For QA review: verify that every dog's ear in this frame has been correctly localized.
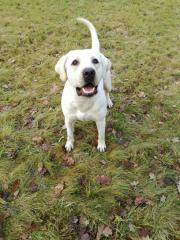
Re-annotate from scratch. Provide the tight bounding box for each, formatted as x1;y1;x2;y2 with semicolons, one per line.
55;54;68;81
100;54;112;92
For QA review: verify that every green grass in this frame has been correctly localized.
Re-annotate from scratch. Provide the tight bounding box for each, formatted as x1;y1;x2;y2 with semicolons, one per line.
0;0;180;239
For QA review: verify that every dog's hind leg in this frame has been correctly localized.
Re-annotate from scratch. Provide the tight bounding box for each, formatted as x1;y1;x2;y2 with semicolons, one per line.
101;55;113;108
65;118;75;151
106;91;113;108
96;118;106;152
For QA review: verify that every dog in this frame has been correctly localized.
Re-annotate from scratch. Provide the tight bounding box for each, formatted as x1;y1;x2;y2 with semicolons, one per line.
55;18;113;152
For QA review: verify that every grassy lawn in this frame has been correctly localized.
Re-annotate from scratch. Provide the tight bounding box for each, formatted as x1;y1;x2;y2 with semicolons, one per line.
0;0;180;239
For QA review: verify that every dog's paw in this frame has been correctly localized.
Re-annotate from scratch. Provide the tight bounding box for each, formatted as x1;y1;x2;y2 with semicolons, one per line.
65;141;74;152
97;142;106;152
107;98;113;108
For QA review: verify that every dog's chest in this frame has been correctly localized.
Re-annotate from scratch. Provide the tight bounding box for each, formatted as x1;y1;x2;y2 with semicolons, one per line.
76;110;93;121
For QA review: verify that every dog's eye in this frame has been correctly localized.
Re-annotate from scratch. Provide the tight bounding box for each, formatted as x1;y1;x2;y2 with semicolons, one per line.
92;58;99;64
71;59;79;65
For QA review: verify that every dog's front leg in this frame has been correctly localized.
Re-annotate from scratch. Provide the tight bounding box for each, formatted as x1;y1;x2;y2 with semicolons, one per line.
65;118;75;151
96;118;106;152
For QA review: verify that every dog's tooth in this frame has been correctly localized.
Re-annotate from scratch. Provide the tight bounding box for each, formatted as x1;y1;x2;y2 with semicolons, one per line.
82;87;95;94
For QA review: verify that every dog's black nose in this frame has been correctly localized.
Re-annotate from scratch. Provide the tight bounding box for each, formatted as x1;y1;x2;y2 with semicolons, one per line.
83;68;95;82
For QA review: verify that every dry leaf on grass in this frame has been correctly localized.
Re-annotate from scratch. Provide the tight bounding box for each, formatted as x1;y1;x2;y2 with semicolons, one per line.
27;107;38;115
134;196;146;207
40;142;50;151
7;149;18;159
11;179;20;197
53;182;64;195
33;136;44;145
29;180;38;193
3;83;12;90
99;159;107;165
79;215;89;227
111;207;127;218
23;116;34;129
174;162;180;172
96;175;112;185
138;227;150;237
137;91;146;98
163;177;175;186
176;181;180;194
117;138;129;147
50;83;59;94
128;223;136;232
130;181;139;187
80;233;90;240
149;172;156;180
37;162;50;176
160;195;166;203
119;160;138;169
40;97;49;106
11;179;20;193
61;154;75;166
96;225;112;240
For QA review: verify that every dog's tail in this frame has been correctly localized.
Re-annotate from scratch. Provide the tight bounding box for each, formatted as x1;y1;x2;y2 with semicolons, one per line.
77;17;100;52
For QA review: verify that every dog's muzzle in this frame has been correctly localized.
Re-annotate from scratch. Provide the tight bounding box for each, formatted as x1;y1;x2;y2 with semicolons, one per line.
76;83;98;97
76;67;98;97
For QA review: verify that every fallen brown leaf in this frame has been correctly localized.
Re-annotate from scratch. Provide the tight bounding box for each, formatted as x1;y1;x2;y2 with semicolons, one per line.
174;162;180;172
0;190;10;200
80;233;90;240
3;83;12;91
40;142;50;151
23;116;34;129
119;160;138;169
33;136;44;145
99;159;107;165
134;196;146;207
128;223;135;232
176;181;180;194
29;180;38;193
137;91;146;98
71;216;79;225
28;222;40;231
79;215;89;227
149;172;156;180
37;162;49;176
117;138;129;147
96;225;104;240
96;175;112;185
40;97;49;106
78;175;87;188
11;179;20;193
96;224;112;240
103;226;112;237
53;182;64;195
138;227;150;237
160;195;166;203
111;207;127;218
116;130;123;138
7;149;18;159
162;176;175;186
61;154;75;166
130;181;139;187
27;107;38;115
50;83;59;94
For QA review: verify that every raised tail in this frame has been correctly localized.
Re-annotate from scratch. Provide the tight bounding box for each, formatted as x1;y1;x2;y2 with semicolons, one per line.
77;17;100;52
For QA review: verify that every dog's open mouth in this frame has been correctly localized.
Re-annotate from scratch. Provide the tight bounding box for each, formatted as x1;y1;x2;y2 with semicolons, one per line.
76;83;98;97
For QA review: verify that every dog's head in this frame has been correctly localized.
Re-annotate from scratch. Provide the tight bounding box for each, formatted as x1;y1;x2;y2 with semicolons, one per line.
55;49;111;97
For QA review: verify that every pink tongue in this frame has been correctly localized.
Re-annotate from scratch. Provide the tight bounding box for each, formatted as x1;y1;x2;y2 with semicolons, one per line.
82;85;94;94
